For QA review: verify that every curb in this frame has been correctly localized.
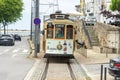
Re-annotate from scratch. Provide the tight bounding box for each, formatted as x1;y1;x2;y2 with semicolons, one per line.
24;59;39;80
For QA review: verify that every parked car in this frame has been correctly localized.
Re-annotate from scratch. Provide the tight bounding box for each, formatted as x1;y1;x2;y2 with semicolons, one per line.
108;57;120;78
14;34;21;41
105;17;115;24
114;19;120;27
85;16;96;25
0;34;15;46
106;17;120;27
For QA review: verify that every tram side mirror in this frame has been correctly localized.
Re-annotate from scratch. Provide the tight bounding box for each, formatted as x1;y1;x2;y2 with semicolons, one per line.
75;40;78;43
74;30;77;34
41;30;44;35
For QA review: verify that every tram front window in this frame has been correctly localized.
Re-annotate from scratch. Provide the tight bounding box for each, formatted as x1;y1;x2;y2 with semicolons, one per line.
47;23;54;38
55;24;65;38
67;25;73;39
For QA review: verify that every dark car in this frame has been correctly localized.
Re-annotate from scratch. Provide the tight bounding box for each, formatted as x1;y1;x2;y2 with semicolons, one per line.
108;57;120;78
0;34;15;46
114;20;120;27
14;34;21;41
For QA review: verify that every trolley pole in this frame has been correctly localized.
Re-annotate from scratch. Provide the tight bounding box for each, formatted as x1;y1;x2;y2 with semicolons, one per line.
34;0;40;58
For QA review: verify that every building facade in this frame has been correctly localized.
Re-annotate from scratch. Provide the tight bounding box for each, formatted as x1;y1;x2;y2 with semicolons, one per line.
76;0;112;22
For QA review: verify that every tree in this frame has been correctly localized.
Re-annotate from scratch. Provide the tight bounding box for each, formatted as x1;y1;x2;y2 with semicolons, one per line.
0;0;23;34
101;0;120;19
110;0;120;13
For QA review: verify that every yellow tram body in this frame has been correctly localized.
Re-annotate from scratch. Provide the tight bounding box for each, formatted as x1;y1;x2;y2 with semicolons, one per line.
43;11;76;58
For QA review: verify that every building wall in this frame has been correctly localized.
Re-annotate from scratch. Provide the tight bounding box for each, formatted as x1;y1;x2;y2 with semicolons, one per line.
107;31;119;49
84;0;111;22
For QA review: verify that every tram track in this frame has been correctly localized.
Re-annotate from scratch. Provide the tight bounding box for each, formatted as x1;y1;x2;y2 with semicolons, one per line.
40;58;86;80
67;61;76;80
41;59;49;80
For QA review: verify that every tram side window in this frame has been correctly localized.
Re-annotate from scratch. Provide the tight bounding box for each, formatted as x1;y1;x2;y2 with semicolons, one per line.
47;23;54;38
67;25;73;39
55;24;64;38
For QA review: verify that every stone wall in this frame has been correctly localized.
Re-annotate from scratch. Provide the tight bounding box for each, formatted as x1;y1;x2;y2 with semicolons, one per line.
93;22;120;53
75;21;120;53
94;22;120;46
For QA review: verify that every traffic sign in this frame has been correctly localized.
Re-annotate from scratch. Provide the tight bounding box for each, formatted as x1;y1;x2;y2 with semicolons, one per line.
34;18;41;25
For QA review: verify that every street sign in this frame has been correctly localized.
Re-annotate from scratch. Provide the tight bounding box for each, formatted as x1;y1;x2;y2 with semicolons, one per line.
34;18;41;25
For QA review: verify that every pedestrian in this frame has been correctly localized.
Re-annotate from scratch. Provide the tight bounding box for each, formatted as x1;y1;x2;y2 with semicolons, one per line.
56;30;63;38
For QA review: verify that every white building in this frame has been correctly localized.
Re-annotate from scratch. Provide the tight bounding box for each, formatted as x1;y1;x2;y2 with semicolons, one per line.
84;0;111;22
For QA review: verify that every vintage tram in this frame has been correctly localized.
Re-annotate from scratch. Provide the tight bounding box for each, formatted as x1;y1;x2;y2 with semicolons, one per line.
43;11;76;58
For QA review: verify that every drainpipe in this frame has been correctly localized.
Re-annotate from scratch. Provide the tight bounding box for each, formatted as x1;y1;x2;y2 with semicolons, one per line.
118;29;120;57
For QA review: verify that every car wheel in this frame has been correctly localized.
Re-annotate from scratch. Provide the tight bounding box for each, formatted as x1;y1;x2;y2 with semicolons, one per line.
114;76;117;80
11;43;15;46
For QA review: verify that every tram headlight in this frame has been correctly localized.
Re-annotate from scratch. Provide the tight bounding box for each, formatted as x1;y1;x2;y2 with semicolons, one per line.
57;44;62;50
63;47;67;51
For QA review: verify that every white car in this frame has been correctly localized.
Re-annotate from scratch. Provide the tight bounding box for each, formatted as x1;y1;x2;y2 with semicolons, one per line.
106;17;116;24
85;16;96;25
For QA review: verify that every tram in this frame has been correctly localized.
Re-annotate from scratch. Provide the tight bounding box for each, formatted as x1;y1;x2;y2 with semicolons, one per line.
43;11;76;58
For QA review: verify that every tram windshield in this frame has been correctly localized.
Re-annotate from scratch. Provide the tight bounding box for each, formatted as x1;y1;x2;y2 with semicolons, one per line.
46;23;73;39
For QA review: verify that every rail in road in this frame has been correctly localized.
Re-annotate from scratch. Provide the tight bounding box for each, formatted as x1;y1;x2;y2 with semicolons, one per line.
41;59;77;80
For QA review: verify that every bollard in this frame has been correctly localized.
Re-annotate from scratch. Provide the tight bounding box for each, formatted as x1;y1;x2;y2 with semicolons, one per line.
104;67;107;80
100;64;103;80
114;76;117;80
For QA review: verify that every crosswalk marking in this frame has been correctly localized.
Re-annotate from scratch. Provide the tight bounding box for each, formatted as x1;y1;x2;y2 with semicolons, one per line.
12;54;18;58
0;49;10;55
4;49;10;52
0;53;3;55
0;48;29;57
22;49;28;53
12;48;21;53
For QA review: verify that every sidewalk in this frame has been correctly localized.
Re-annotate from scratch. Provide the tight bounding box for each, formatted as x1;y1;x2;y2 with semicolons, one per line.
75;49;118;80
75;49;118;64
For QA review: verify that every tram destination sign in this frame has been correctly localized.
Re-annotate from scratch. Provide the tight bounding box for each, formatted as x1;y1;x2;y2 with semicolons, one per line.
55;24;65;27
34;18;41;25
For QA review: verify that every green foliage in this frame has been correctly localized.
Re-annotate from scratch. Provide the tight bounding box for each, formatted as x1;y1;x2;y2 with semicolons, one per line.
0;0;23;25
110;0;120;12
86;76;91;80
0;0;23;34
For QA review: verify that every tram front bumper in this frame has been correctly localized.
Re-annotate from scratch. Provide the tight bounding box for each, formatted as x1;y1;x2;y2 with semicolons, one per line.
44;53;74;59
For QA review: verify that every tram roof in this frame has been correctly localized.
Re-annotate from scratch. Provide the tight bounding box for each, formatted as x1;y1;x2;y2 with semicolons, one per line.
44;18;74;23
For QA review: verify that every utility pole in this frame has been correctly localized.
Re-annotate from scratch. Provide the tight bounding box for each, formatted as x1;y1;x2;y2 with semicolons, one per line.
80;0;85;16
30;0;33;40
34;0;40;58
118;29;120;57
93;0;94;16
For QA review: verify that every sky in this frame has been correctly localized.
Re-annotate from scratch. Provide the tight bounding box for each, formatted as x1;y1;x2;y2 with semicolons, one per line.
8;0;79;30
